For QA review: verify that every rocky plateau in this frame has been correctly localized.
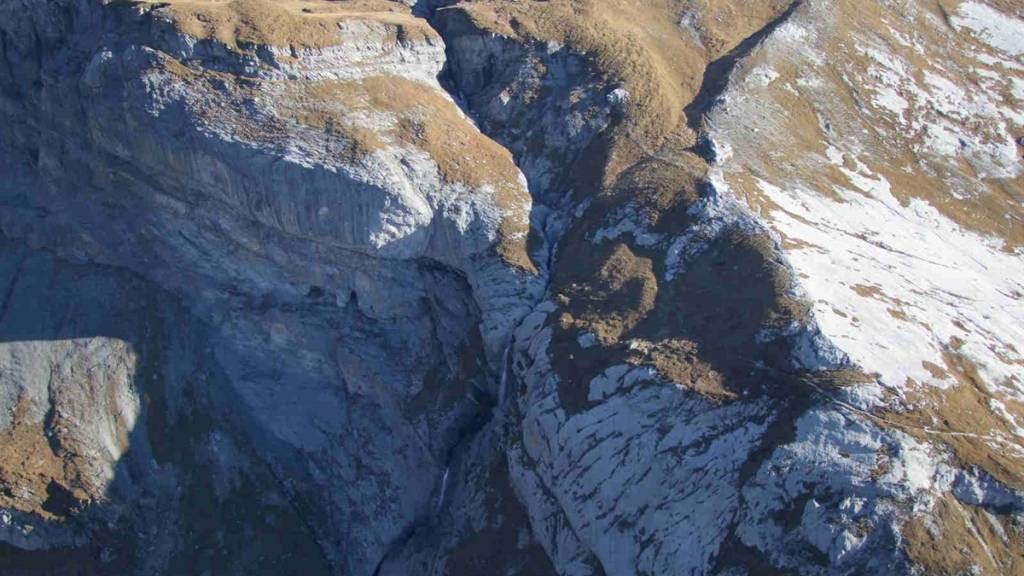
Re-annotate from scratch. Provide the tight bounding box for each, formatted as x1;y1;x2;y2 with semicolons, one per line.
0;0;1022;575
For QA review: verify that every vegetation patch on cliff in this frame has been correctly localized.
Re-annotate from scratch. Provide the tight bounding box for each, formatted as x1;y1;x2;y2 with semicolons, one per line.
140;0;435;50
280;75;537;272
441;0;791;149
902;493;1024;576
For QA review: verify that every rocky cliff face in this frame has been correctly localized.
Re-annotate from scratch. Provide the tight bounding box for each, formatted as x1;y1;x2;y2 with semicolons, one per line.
0;1;1021;575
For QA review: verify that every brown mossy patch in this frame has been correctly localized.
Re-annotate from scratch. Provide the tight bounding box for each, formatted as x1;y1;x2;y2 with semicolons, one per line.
541;120;820;411
557;242;658;346
141;0;435;50
0;339;140;522
546;239;658;412
850;282;915;316
903;493;1024;576
0;396;92;519
627;338;733;400
607;151;709;235
727;171;787;217
633;229;808;391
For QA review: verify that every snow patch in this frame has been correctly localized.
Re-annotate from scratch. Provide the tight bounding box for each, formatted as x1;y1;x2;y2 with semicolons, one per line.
751;158;1024;397
953;2;1024;58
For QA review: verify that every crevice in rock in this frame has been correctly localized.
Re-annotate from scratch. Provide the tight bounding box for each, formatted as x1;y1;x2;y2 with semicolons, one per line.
686;0;803;161
364;4;580;573
404;1;838;572
0;246;25;326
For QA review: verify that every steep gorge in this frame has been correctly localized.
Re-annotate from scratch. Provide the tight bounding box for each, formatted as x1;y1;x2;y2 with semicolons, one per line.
0;1;1022;575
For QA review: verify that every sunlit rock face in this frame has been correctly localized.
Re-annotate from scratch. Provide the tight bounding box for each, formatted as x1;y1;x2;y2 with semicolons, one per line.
1;1;1022;575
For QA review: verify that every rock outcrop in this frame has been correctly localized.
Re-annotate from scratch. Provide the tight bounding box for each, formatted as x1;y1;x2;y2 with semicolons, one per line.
0;1;1021;575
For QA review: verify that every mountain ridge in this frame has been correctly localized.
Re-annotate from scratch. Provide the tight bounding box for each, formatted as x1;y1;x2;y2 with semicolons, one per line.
0;0;1021;574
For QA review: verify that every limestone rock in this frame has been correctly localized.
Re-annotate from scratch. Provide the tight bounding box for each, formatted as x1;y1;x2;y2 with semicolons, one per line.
0;1;1021;575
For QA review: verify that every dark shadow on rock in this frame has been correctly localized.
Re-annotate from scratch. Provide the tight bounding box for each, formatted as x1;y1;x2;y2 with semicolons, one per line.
684;1;804;141
0;236;333;575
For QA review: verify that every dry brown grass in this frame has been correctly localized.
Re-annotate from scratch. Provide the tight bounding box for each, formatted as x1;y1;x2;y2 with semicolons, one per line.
903;493;1024;576
547;164;815;411
881;348;1024;492
140;0;435;49
547;239;662;412
629;338;735;400
879;162;1024;251
0;396;90;519
445;0;790;149
557;243;658;345
723;0;1024;249
682;0;794;57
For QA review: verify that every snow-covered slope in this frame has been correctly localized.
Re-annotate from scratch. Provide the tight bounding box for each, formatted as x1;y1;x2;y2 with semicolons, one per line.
0;0;1021;575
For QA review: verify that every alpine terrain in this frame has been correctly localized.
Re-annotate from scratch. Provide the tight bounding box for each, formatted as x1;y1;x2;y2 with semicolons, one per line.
0;0;1022;574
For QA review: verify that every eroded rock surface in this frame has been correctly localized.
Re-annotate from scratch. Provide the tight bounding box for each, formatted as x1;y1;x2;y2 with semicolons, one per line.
0;1;1021;575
